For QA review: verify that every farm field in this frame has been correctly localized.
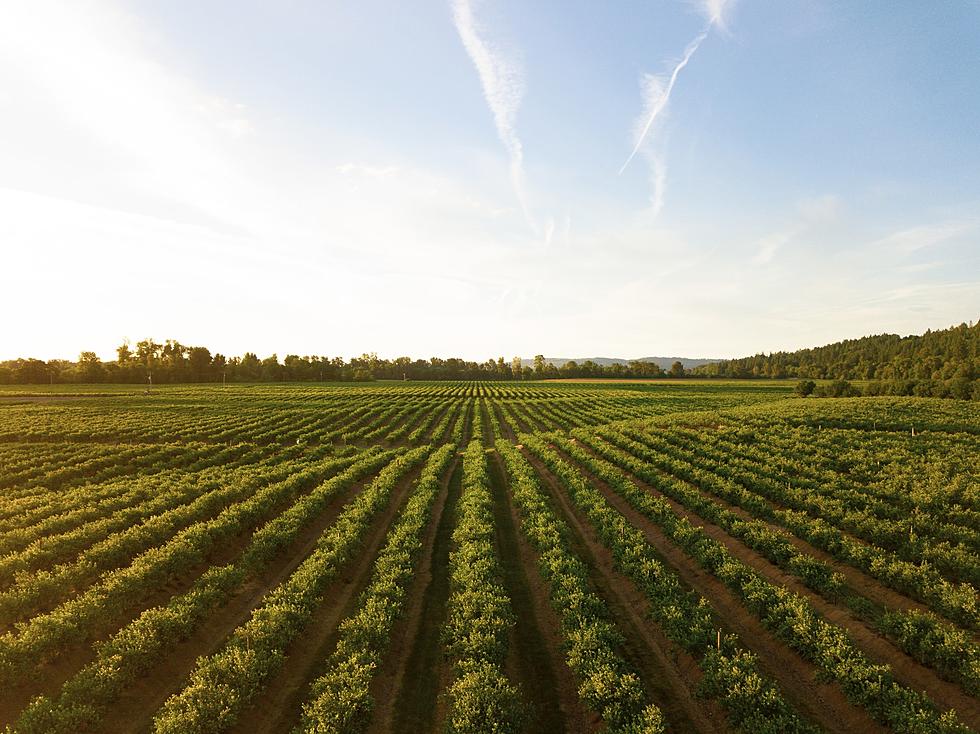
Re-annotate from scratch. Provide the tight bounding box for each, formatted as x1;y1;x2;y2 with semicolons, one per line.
0;381;977;734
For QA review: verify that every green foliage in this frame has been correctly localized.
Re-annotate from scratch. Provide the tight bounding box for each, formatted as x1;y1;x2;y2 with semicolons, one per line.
523;435;812;733
694;320;980;400
151;446;431;734
496;441;664;733
794;379;816;397
295;444;456;733
443;441;524;734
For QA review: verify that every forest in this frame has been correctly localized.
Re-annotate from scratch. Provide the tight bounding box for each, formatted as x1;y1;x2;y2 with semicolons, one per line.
0;343;675;385
693;321;979;400
1;321;977;400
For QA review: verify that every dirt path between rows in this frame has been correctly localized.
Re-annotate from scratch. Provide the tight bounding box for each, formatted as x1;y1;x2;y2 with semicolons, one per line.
493;403;517;443
529;445;886;734
366;456;457;734
571;442;980;727
521;450;732;734
419;404;453;445
479;401;494;447
227;464;427;734
658;442;980;642
664;452;963;617
487;452;593;734
654;436;977;593
0;465;353;728
84;472;383;734
381;459;462;734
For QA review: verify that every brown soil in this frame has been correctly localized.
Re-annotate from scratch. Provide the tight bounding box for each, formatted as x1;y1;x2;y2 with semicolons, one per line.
493;403;518;442
419;403;453;444
0;486;253;633
511;403;549;433
662;458;958;618
366;457;458;733
662;444;980;640
521;450;732;734
648;434;976;584
0;471;342;727
225;463;426;734
382;458;463;734
526;446;886;734
488;452;596;734
479;401;494;447
61;471;380;733
501;403;534;436
568;443;980;727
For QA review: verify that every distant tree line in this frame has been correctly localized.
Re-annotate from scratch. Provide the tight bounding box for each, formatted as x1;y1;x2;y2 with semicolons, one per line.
698;321;979;400
2;320;976;400
0;340;686;385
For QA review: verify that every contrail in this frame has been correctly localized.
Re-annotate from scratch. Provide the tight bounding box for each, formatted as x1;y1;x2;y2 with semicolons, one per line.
618;27;708;175
619;0;735;176
451;0;536;231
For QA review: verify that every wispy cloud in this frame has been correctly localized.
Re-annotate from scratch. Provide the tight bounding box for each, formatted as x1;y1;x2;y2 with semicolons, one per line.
869;220;975;254
451;0;535;232
620;1;736;218
619;28;710;175
696;0;736;32
751;194;841;265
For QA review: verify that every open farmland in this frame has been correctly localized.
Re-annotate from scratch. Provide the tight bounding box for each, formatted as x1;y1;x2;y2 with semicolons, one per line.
0;382;977;734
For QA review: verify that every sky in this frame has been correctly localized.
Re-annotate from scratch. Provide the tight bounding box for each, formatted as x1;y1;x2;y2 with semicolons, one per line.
1;0;978;362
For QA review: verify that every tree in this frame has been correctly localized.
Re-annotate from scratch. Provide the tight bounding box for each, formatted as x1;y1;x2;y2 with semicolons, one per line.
14;359;49;384
213;353;227;382
669;360;685;378
533;355;547;377
794;379;816;397
496;356;508;379
78;352;105;383
188;347;212;382
116;339;133;365
238;352;261;381
260;354;282;381
136;339;161;371
351;368;373;382
511;356;523;380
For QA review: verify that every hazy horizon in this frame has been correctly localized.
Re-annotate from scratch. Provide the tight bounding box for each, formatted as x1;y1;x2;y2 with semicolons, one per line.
2;1;978;362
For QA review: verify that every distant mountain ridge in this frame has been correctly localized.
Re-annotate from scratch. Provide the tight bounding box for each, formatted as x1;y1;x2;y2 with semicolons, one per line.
522;356;720;370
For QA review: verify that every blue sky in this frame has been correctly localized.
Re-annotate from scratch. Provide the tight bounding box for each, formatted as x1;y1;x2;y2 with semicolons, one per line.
1;0;978;361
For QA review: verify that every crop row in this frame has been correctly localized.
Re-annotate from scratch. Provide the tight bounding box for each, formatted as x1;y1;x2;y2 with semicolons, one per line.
151;445;431;733
520;435;813;733
495;441;664;733
606;426;980;632
0;450;381;685
294;443;456;732
543;433;973;734
569;431;980;697
662;427;980;578
10;448;400;733
442;441;523;734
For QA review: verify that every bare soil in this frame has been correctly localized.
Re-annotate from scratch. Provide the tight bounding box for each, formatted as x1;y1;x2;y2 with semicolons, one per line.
0;470;354;727
572;443;980;727
526;445;886;734
74;472;381;733
226;464;426;734
521;449;733;734
487;451;594;734
383;459;463;734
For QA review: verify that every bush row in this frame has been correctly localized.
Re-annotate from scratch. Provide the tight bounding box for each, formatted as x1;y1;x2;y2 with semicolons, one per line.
151;446;431;733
